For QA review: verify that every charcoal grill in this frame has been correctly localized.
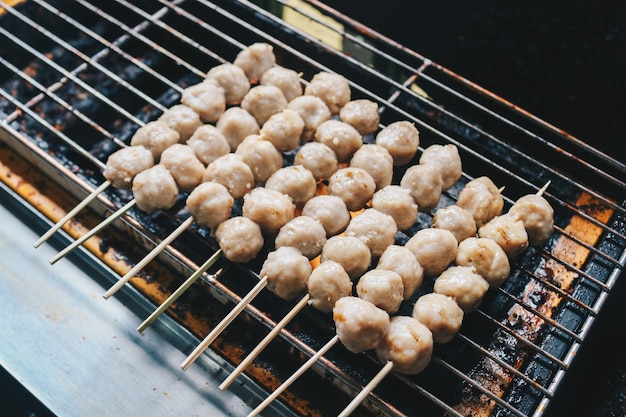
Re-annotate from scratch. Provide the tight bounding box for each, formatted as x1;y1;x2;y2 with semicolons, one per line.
1;1;625;416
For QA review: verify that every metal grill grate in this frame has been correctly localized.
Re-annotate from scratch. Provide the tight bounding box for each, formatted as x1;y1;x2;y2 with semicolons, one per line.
1;1;625;416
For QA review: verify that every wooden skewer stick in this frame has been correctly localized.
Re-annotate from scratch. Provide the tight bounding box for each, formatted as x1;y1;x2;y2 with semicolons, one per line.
34;180;112;248
103;216;194;299
537;180;551;196
181;275;269;371
49;199;137;265
247;334;339;417
137;250;223;334
337;360;395;417
220;293;311;391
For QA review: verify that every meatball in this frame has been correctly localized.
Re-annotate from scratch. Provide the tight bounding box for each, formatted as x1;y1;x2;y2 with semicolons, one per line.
129;120;180;160
206;63;250;105
103;145;154;190
375;121;420;166
215;216;264;263
419;144;462;191
400;164;443;213
260;246;312;301
432;204;477;243
216;107;260;152
186;182;234;232
344;208;398;259
186;124;230;166
412;293;463;343
233;42;276;82
132;165;179;213
321;235;371;280
456;237;510;288
241;84;288;126
356;269;404;314
202;153;254;199
478;214;529;258
287;94;332;141
314;119;363;163
260;108;305;152
260;65;303;102
180;80;226;123
307;261;352;313
371;185;418;231
375;316;433;374
339;99;380;136
242;187;295;235
405;228;458;277
304;71;351;114
275;216;327;260
508;193;554;246
234;134;283;184
264;165;317;207
333;296;390;354
158;104;203;143
159;144;205;192
456;176;504;228
293;141;338;181
327;167;376;212
301;195;351;237
349;144;394;190
433;265;490;313
376;244;424;300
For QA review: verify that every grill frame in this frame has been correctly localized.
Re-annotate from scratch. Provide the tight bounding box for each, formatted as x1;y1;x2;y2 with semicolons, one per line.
1;1;625;417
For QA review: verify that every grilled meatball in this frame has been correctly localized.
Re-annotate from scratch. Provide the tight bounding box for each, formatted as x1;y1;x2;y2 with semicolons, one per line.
376;244;424;300
478;214;529;258
129;120;180;161
103;145;154;190
186;124;230;166
242;187;295;235
412;293;463;343
339;99;380;136
241;84;288;126
349;144;394;190
432;204;477;243
405;228;458;277
233;42;276;82
321;235;371;280
202;153;254;199
375;316;433;374
419;144;462;191
159;144;205;192
158;104;203;143
327;167;376;212
434;265;490;312
508;194;554;246
260;108;305;152
375;121;420;166
307;261;352;313
455;237;510;288
260;65;303;102
371;185;418;231
456;176;504;228
356;269;404;314
301;195;351;237
234;134;283;184
264;165;317;207
314;119;363;163
400;163;443;213
344;208;398;259
333;296;390;354
215;216;264;263
287;94;332;141
132;164;179;213
304;71;351;114
260;246;312;301
180;80;226;123
275;216;327;260
186;182;234;233
206;63;250;105
216;107;260;152
293;141;338;181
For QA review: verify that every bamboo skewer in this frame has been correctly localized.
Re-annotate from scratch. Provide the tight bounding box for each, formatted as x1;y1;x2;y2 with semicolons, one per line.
337;360;394;417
